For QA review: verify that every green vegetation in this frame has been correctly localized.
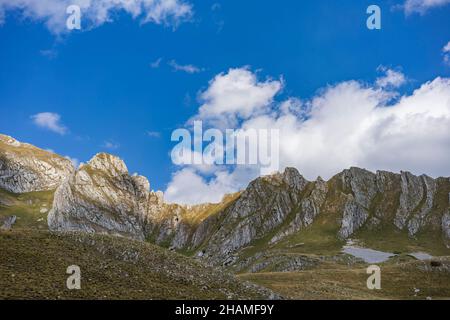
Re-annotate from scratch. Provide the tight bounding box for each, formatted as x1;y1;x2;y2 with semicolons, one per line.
239;258;450;300
353;226;450;257
0;189;54;229
0;230;271;300
273;214;344;256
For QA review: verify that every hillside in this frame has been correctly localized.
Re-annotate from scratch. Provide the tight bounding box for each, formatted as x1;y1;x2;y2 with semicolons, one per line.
0;229;277;300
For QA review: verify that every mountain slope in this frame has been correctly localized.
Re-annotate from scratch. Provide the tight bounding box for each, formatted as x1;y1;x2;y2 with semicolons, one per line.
0;229;277;300
163;167;450;268
0;134;73;193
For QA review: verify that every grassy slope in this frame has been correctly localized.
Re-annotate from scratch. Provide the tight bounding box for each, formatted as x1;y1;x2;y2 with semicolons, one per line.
0;190;275;300
239;256;450;300
0;188;53;230
0;229;273;300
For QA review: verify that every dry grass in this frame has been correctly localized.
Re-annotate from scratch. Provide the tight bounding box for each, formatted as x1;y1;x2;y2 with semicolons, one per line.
0;230;273;300
239;258;450;300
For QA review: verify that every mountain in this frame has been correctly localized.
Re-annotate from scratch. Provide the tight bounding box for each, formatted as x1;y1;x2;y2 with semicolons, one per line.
48;153;153;240
153;167;450;269
1;133;449;299
0;135;74;193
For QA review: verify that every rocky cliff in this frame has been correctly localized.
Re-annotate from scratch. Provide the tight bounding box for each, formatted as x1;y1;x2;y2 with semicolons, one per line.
0;134;74;193
48;153;163;240
160;167;450;266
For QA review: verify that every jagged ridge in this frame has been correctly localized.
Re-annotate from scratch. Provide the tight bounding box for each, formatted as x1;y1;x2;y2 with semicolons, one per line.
0;134;449;269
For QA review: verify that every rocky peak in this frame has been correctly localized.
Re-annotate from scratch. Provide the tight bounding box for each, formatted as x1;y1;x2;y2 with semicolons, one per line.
0;134;74;193
48;153;152;240
0;134;21;147
87;153;128;177
132;174;151;196
282;167;309;192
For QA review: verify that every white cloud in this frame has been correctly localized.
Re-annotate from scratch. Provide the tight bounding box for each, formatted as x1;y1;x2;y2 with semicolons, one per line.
0;0;193;34
443;41;450;65
102;140;120;150
165;67;450;205
211;3;221;11
376;66;407;88
40;49;58;59
31;112;67;135
150;57;163;68
444;41;450;53
194;67;283;128
168;60;203;74
402;0;450;15
147;130;161;138
165;166;257;205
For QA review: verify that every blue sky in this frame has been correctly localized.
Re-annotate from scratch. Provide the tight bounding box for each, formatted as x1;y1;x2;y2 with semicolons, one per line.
0;0;449;203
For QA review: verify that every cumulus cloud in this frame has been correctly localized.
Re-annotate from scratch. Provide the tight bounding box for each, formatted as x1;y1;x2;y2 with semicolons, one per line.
0;0;193;34
165;166;258;205
193;67;283;128
31;112;67;135
402;0;450;15
376;67;407;89
168;60;203;74
165;67;450;205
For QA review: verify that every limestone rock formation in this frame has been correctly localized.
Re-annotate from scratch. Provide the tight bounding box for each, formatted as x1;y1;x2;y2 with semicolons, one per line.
190;169;310;265
165;167;449;266
1;215;16;230
0;134;74;193
48;153;160;240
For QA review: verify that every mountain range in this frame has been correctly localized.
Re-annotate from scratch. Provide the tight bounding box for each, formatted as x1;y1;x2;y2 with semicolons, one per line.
1;133;449;299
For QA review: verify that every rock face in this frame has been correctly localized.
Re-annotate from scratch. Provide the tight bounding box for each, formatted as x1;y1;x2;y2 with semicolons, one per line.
0;135;449;268
192;169;310;265
0;135;74;193
48;153;160;240
1;215;16;230
160;167;449;266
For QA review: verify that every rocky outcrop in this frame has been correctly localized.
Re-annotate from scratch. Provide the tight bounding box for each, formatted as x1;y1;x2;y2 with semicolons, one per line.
394;171;425;230
1;215;16;230
443;211;450;246
0;134;74;193
192;169;309;265
339;195;369;239
48;153;160;240
269;176;328;244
